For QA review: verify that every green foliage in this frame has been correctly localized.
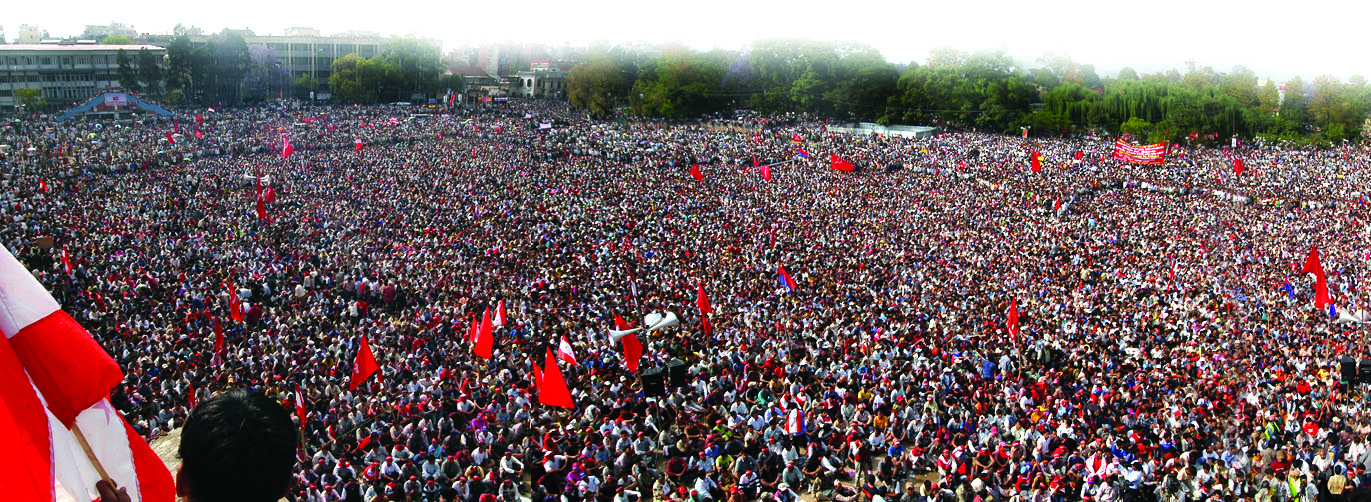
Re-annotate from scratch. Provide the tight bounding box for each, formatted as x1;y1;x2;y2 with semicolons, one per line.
116;50;141;93
631;51;727;118
294;74;319;99
329;54;404;103
137;49;163;98
17;88;45;111
568;58;626;117
101;34;133;45
381;36;443;97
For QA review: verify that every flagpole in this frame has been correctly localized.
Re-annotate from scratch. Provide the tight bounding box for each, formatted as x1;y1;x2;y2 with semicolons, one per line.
73;425;118;489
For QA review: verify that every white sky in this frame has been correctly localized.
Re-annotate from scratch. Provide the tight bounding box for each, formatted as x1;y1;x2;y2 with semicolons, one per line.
5;0;1369;82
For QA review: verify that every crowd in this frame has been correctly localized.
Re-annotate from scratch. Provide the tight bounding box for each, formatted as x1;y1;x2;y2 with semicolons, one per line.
1;98;1369;502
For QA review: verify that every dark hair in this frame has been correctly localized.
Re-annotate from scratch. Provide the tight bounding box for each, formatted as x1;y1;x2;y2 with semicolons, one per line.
178;389;297;502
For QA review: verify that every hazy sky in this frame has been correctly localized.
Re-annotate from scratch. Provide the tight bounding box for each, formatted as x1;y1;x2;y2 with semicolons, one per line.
6;0;1369;82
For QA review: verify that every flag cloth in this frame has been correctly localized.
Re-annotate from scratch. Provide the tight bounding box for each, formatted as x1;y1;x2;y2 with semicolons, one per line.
558;336;578;366
786;408;805;435
793;133;802;142
467;313;478;344
539;348;574;408
1301;246;1332;309
225;281;243;322
530;357;543;389
797;148;810;158
166;132;176;145
173;120;178;134
1330;303;1339;321
207;107;215;112
474;308;494;359
778;266;797;293
1053;197;1062;212
1283;276;1295;300
0;245;175;502
349;335;379;391
40;179;49;192
212;315;223;352
1006;299;1020;341
1031;150;1042;172
195;114;202;123
187;382;197;409
263;185;276;204
282;139;294;158
689;164;703;182
355;138;363;154
760;165;772;181
696;283;713;315
61;249;72;275
293;384;307;431
493;300;507;327
612;312;643;373
256;192;268;221
753;133;762;144
1233;158;1245;175
194;129;202;139
613;312;631;331
831;153;855;172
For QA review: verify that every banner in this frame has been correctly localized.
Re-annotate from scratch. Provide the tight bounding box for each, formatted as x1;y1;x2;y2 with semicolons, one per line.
1111;139;1166;165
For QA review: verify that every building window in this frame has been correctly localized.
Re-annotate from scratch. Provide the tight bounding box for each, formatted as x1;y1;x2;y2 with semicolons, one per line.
61;57;72;66
40;57;52;65
77;57;89;65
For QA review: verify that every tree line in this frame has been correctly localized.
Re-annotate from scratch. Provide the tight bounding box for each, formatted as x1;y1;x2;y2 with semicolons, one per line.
566;40;1370;146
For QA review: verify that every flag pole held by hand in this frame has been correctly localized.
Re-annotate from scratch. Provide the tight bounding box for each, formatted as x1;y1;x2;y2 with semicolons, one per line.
73;424;118;489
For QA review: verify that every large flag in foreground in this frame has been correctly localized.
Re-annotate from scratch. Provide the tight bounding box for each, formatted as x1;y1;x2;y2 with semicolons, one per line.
0;245;174;502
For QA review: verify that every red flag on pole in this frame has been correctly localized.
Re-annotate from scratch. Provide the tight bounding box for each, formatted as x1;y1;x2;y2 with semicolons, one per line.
558;336;578;366
0;245;175;502
348;335;379;391
793;133;802;142
294;384;307;431
225;281;243;322
1301;246;1331;309
61;248;72;274
831;153;855;172
760;165;772;181
355;138;363;154
1006;299;1020;341
473;307;494;359
697;283;713;315
690;164;703;182
538;348;574;408
494;299;507;327
39;180;49;192
282;139;294;158
166;132;176;144
1233;158;1245;175
187;381;197;409
213;315;224;352
530;356;543;389
1031;150;1042;172
256;192;268;221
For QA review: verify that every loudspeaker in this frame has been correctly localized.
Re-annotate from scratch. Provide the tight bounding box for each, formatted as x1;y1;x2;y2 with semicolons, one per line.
668;359;688;388
1340;357;1358;383
1360;359;1371;384
642;368;666;398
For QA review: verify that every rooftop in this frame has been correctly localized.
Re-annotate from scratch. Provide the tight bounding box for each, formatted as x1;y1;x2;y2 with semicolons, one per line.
0;44;165;51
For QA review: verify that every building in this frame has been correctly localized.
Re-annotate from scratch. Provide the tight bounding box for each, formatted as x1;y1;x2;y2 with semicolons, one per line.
515;69;567;99
0;43;165;112
82;23;139;40
186;29;406;85
18;25;48;44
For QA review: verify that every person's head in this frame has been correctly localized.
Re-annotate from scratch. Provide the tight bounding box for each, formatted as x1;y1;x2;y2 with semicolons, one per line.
177;389;297;502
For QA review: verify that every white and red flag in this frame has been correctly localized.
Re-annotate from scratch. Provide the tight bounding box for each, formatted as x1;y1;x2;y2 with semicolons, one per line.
558;335;578;366
0;244;175;502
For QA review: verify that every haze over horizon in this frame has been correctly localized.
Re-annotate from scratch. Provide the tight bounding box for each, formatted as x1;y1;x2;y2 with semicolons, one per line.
5;0;1367;83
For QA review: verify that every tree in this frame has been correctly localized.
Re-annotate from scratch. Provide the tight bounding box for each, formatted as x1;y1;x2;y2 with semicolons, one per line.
17;88;45;111
102;34;133;45
381;36;442;98
294;74;319;100
163;35;194;103
568;58;625;117
241;45;290;102
1117;67;1139;81
116;49;141;93
137;48;163;98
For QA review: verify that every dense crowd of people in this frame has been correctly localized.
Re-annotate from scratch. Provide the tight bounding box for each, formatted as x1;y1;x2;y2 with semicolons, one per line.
1;98;1369;502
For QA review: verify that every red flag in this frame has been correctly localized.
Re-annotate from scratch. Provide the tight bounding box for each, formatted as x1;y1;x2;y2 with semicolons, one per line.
467;313;478;343
530;356;543;389
1031;150;1042;172
697;283;713;315
282;139;294;158
753;133;762;144
213;315;224;352
473;307;494;359
690;164;703;182
61;248;72;274
256;192;268;221
39;180;49;192
263;185;276;203
166;132;176;144
1053;197;1062;212
1073;150;1083;160
613;312;631;331
793;133;802;142
1006;299;1020;341
538;348;574;408
294;384;307;430
1233;158;1245;175
494;299;508;327
1302;246;1331;309
831;153;855;172
0;245;175;502
173;120;179;134
355;138;363;154
753;155;758;168
195;114;203;123
558;336;578;366
194;129;203;139
612;312;643;373
701;315;712;336
225;281;243;322
349;335;379;391
760;165;772;181
187;381;197;409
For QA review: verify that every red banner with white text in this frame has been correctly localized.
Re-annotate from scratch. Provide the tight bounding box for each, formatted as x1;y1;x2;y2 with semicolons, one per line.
1111;139;1167;165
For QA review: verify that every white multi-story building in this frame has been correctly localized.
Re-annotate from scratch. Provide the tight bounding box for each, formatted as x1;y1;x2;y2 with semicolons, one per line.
0;43;165;111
